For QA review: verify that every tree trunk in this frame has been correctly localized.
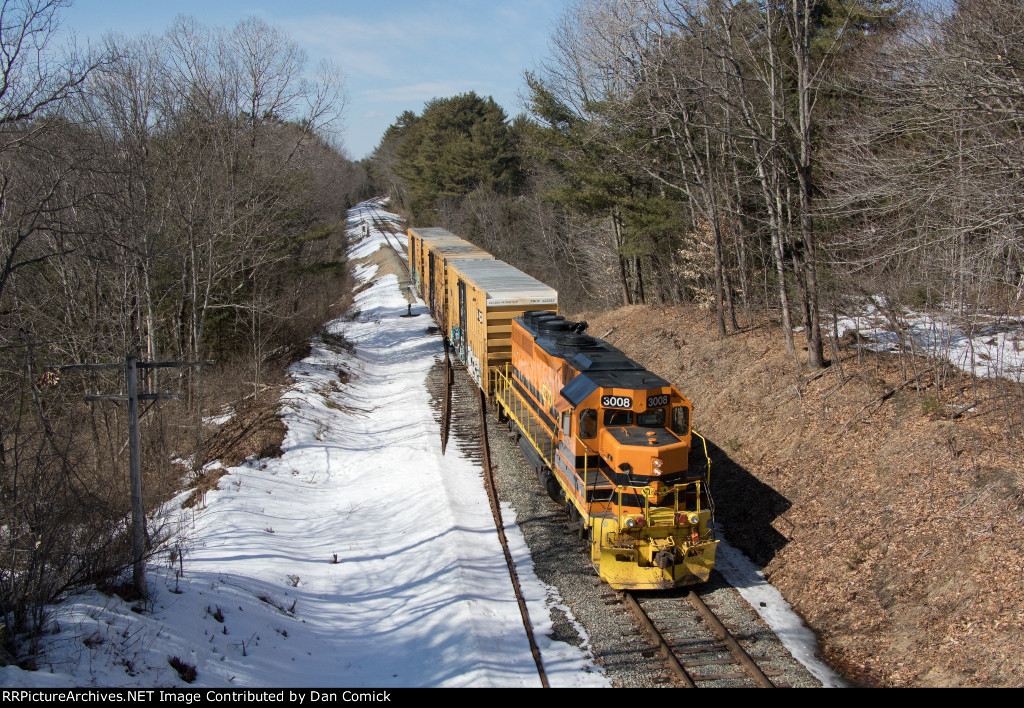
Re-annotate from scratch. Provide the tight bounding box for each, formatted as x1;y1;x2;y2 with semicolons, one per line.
612;209;631;306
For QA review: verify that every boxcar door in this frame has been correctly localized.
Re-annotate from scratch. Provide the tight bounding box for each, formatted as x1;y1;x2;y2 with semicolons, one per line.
410;238;418;288
458;278;468;361
428;252;436;315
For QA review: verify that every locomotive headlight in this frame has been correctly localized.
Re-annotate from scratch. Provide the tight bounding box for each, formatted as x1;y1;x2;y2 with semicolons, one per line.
652;458;663;476
688;513;700;525
625;518;636;529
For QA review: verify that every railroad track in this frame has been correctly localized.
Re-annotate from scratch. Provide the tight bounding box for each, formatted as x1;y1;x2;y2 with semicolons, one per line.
364;203;406;255
621;590;776;688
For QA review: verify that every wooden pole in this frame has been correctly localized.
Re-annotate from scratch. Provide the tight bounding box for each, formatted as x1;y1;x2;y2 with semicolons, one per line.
60;358;212;602
126;354;147;599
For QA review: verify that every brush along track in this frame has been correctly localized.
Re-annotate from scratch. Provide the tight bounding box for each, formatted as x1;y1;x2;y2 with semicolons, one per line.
622;590;776;687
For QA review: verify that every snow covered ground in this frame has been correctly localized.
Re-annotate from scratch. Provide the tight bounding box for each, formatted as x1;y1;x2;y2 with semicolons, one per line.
715;538;845;687
1;200;840;689
833;300;1024;382
0;200;605;689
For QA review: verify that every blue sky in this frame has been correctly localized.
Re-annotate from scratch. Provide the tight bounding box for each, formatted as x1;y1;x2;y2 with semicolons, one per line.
61;1;572;160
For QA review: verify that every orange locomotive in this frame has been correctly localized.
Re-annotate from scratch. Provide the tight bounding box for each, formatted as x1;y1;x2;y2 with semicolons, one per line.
494;311;717;589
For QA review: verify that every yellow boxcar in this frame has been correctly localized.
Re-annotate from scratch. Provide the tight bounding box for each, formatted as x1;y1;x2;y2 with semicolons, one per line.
423;239;493;325
445;259;557;393
407;227;463;300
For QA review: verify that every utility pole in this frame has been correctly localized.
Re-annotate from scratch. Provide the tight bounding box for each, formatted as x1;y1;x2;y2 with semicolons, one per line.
60;355;212;600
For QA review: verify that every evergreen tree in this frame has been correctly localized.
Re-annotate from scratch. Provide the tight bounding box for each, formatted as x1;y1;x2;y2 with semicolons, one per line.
384;92;520;222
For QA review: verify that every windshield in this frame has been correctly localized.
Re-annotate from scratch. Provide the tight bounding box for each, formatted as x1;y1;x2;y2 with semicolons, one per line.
637;408;665;427
603;410;632;426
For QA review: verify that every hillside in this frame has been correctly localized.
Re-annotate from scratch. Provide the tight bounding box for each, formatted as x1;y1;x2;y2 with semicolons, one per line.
580;306;1024;687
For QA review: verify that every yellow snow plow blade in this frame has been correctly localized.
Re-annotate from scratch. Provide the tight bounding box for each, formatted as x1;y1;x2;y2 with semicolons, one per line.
591;517;718;590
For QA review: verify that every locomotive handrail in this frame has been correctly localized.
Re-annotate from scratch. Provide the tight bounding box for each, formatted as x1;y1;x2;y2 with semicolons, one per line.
573;433;601;522
690;430;715;522
494;364;557;468
691;430;712;481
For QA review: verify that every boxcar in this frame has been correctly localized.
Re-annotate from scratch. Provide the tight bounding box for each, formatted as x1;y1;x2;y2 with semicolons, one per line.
444;259;557;393
423;240;494;325
407;227;464;300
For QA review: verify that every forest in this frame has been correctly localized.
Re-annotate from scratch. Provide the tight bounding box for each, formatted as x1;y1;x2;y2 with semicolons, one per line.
373;0;1023;374
0;1;371;639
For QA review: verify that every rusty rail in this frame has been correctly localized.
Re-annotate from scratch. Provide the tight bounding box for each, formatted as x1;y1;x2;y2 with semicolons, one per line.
687;591;774;687
478;388;549;687
622;592;696;687
624;590;775;688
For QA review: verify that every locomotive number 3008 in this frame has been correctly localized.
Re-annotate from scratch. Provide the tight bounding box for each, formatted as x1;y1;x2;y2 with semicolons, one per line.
601;395;633;409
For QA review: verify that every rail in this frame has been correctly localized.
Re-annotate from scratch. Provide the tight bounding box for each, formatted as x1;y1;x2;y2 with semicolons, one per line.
623;590;775;688
477;386;549;687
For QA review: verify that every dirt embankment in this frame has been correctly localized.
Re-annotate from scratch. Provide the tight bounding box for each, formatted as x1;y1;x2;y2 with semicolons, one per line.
581;305;1024;687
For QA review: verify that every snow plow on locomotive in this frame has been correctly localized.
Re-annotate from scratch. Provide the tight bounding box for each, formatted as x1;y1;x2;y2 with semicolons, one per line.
407;227;717;590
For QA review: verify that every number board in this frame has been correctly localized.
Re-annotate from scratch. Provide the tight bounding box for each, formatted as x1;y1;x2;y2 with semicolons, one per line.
646;394;670;408
601;395;633;409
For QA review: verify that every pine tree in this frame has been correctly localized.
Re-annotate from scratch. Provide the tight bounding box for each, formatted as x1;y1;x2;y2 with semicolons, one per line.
386;92;520;222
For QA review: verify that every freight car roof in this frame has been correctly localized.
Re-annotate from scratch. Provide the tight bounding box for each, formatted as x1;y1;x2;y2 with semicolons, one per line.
408;227;462;241
450;259;558;305
429;241;492;256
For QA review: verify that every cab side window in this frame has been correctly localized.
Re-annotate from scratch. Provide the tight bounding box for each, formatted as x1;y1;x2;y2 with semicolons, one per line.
580;409;597;439
671;406;690;436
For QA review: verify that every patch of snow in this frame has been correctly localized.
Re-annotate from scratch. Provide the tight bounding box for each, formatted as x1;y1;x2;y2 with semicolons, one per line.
714;535;847;688
832;300;1024;382
202;410;234;427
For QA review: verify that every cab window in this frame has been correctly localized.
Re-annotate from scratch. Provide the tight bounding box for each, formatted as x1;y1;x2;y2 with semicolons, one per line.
580;409;597;439
671;406;690;436
603;410;633;427
638;408;666;427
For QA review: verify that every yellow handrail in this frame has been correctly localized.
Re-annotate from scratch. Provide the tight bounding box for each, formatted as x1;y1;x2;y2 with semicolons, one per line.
494;364;555;469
